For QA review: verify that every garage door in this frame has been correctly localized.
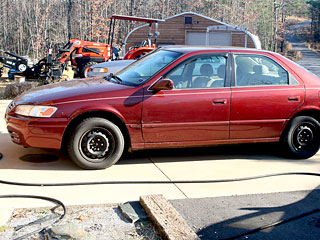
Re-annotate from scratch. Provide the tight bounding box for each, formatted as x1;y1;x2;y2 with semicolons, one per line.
186;32;232;46
208;32;232;46
186;32;206;45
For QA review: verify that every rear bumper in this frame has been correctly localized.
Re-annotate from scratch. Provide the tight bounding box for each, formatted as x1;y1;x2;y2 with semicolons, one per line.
6;114;69;150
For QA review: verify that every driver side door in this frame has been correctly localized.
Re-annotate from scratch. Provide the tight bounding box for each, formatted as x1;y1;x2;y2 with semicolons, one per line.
142;54;231;143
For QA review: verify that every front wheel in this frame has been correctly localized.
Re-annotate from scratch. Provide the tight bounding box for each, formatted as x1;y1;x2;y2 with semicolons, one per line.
282;116;320;159
67;117;124;169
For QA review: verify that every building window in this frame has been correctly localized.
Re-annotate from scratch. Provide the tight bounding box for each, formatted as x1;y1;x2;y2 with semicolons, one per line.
185;16;192;25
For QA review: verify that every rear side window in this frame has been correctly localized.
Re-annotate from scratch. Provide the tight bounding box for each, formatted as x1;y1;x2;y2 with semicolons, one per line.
234;54;289;86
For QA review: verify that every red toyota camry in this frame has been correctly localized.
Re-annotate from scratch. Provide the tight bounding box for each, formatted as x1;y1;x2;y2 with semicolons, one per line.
5;46;320;169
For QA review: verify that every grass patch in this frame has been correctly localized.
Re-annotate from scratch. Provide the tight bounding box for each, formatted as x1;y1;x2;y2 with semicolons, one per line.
0;225;9;232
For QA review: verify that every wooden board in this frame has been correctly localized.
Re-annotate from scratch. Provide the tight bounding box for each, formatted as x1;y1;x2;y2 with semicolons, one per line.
140;194;200;240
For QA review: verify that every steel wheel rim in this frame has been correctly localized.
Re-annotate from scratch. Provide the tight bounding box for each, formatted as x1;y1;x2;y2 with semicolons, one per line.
79;128;115;163
292;122;317;152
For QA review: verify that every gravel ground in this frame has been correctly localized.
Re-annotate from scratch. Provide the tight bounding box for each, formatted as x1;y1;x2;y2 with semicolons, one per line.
0;78;11;99
0;204;162;240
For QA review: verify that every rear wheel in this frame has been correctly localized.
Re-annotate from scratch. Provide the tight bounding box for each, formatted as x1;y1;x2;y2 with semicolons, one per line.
79;62;96;78
67;117;124;169
282;116;320;159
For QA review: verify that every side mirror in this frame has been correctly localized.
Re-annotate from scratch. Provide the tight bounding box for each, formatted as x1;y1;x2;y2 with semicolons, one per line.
150;79;174;91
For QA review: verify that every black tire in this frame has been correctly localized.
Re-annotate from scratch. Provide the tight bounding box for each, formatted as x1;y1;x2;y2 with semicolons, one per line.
79;62;96;78
67;117;124;169
282;116;320;159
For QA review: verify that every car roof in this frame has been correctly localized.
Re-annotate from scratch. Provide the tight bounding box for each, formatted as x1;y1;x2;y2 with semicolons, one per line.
160;45;272;55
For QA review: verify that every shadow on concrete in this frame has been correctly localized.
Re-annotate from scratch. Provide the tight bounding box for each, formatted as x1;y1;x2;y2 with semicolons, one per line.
0;130;318;170
119;142;319;165
0;132;79;171
196;187;320;240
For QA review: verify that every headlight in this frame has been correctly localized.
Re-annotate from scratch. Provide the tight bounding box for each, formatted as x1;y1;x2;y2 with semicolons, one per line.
15;105;57;118
6;101;16;114
91;67;108;73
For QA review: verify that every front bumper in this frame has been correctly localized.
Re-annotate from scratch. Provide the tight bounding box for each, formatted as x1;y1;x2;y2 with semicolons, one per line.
6;114;69;150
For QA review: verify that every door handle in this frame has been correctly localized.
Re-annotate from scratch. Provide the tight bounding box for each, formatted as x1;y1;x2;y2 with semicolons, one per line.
288;96;300;102
213;99;227;104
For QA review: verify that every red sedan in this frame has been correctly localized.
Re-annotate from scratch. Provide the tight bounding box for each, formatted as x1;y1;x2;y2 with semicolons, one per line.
5;47;320;169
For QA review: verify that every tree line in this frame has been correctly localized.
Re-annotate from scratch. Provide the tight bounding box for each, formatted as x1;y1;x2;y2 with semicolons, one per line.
0;0;311;60
308;0;320;41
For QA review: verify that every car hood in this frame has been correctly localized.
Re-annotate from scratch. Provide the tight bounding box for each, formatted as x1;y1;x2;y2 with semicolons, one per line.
91;59;135;69
14;78;133;105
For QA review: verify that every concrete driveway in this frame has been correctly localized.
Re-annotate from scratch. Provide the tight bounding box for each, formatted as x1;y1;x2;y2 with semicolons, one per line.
0;99;320;209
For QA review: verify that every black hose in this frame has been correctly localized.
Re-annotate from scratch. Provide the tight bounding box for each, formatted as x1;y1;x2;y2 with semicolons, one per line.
0;152;3;160
0;195;66;240
0;171;319;187
0;171;319;240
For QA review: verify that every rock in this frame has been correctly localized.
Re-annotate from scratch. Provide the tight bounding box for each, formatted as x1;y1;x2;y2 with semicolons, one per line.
4;82;38;99
118;201;148;223
45;222;90;240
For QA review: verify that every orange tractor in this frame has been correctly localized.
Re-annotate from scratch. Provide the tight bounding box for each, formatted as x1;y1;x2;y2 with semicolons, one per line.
76;15;164;77
109;15;164;60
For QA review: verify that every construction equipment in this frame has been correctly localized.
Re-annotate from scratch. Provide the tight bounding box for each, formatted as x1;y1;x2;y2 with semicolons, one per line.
0;40;112;81
59;39;112;78
0;15;164;82
0;50;31;78
108;15;164;60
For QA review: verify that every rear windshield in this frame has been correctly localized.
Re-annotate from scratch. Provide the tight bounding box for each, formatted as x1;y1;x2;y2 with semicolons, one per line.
285;57;320;79
116;50;182;87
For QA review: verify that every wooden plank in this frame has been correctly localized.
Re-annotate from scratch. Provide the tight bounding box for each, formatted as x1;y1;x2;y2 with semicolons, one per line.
140;194;200;240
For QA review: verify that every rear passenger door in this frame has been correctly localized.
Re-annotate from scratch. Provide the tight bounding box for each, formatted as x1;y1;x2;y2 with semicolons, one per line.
230;53;305;139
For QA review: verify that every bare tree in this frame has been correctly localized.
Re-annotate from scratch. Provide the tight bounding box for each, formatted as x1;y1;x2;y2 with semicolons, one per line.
0;0;311;59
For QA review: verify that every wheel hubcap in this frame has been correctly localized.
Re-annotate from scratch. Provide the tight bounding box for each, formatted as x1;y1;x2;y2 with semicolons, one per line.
86;131;109;156
80;129;114;162
296;126;313;146
293;123;316;151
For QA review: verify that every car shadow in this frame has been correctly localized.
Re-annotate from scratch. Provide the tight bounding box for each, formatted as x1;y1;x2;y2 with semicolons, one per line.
0;131;319;170
118;142;319;165
195;186;320;240
0;132;80;171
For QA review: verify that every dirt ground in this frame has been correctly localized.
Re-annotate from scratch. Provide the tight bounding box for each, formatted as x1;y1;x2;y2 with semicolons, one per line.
0;78;12;99
0;204;162;240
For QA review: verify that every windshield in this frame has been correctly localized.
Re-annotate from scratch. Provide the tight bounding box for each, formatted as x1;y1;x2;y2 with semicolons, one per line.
115;49;182;86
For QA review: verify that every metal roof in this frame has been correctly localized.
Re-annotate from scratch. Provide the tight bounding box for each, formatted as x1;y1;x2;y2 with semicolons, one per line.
110;15;164;23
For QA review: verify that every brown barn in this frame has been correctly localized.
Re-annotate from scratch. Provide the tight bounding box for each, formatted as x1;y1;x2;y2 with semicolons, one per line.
124;12;261;54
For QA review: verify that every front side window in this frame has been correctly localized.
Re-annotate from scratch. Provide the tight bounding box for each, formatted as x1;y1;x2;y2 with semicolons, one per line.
165;55;227;89
116;49;182;86
234;54;289;86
